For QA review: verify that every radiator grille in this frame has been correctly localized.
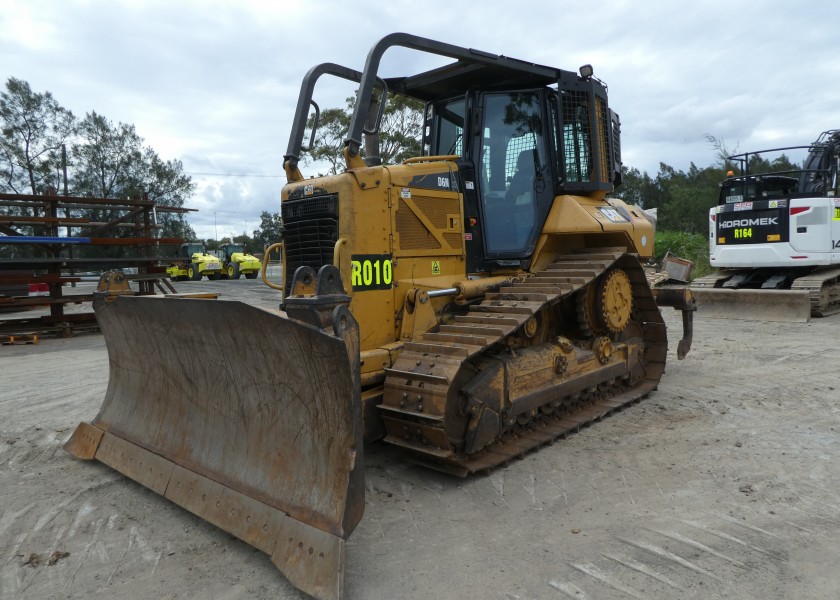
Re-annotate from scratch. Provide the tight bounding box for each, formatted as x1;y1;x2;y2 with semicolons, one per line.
282;195;339;295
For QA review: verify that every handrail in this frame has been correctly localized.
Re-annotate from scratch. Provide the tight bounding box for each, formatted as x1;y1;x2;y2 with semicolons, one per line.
284;63;387;176
260;242;285;292
402;155;460;164
332;237;352;295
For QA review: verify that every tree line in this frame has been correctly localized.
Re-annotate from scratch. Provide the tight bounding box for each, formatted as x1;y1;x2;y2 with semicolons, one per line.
1;77;196;242
613;139;800;235
3;77;805;263
198;211;282;256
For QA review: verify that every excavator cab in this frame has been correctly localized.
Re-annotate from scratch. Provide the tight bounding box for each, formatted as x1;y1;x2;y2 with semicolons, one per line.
67;33;694;600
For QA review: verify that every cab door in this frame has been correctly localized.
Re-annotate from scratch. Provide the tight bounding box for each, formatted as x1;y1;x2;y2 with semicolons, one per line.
476;91;553;265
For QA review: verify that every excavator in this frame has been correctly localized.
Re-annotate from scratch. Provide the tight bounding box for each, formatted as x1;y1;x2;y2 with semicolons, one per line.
693;129;840;321
64;33;696;600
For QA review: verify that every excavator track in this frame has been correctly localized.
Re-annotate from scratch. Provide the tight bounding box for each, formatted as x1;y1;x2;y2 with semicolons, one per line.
691;272;733;288
379;248;667;476
791;268;840;317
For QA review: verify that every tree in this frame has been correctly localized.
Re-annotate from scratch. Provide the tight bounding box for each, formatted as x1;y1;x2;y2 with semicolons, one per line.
0;77;75;194
744;152;800;176
612;166;666;210
232;233;257;253
141;152;196;239
0;78;196;245
304;105;351;175
705;134;739;174
71;111;196;240
377;94;423;164
72;112;144;198
252;211;282;252
615;160;725;235
302;92;424;173
706;133;800;176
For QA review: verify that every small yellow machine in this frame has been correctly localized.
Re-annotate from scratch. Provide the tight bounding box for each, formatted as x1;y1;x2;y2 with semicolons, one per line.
66;34;695;600
218;242;261;279
165;242;222;281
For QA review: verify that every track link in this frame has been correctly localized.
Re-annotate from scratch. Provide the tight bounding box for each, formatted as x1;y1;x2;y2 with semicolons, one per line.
379;248;667;476
791;268;840;317
691;271;734;288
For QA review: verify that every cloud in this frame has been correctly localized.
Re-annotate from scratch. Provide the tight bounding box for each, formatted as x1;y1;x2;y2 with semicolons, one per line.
3;0;838;236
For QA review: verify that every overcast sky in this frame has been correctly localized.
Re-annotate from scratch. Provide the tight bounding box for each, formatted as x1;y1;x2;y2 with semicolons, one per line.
2;0;838;240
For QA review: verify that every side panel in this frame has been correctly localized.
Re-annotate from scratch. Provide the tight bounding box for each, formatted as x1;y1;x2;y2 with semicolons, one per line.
789;201;832;253
834;198;840;260
390;186;464;259
533;195;654;271
388;162;466;289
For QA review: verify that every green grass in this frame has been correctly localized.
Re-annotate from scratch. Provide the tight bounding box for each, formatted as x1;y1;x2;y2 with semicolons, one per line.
653;230;712;280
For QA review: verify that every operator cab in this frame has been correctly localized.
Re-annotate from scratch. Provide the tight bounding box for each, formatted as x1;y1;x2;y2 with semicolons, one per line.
223;244;245;258
183;243;205;257
426;80;619;272
719;175;799;205
430;91;551;264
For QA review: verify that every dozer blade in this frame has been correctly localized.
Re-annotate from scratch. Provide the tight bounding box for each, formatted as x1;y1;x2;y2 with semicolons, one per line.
691;287;812;323
64;295;363;600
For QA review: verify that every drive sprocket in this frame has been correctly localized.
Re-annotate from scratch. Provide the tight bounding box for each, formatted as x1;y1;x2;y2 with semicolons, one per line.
577;268;633;336
598;268;633;334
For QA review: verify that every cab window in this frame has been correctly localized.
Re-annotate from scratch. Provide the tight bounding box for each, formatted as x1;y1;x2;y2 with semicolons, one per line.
479;92;544;254
433;99;465;156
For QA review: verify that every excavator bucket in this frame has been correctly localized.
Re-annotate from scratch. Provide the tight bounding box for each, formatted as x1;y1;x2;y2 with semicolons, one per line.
64;285;364;600
691;288;812;323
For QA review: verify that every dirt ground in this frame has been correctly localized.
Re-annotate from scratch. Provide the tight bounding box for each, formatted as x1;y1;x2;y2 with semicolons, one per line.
1;279;839;599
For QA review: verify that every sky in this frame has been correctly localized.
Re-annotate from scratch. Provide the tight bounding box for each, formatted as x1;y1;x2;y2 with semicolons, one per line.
2;0;839;240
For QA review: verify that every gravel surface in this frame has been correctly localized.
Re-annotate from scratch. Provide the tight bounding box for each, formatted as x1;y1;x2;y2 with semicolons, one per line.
1;278;838;599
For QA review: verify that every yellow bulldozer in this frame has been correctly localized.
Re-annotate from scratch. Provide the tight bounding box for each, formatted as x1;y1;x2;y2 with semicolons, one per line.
65;33;695;600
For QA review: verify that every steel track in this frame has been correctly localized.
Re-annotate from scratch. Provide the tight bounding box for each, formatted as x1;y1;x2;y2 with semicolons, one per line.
379;248;668;476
